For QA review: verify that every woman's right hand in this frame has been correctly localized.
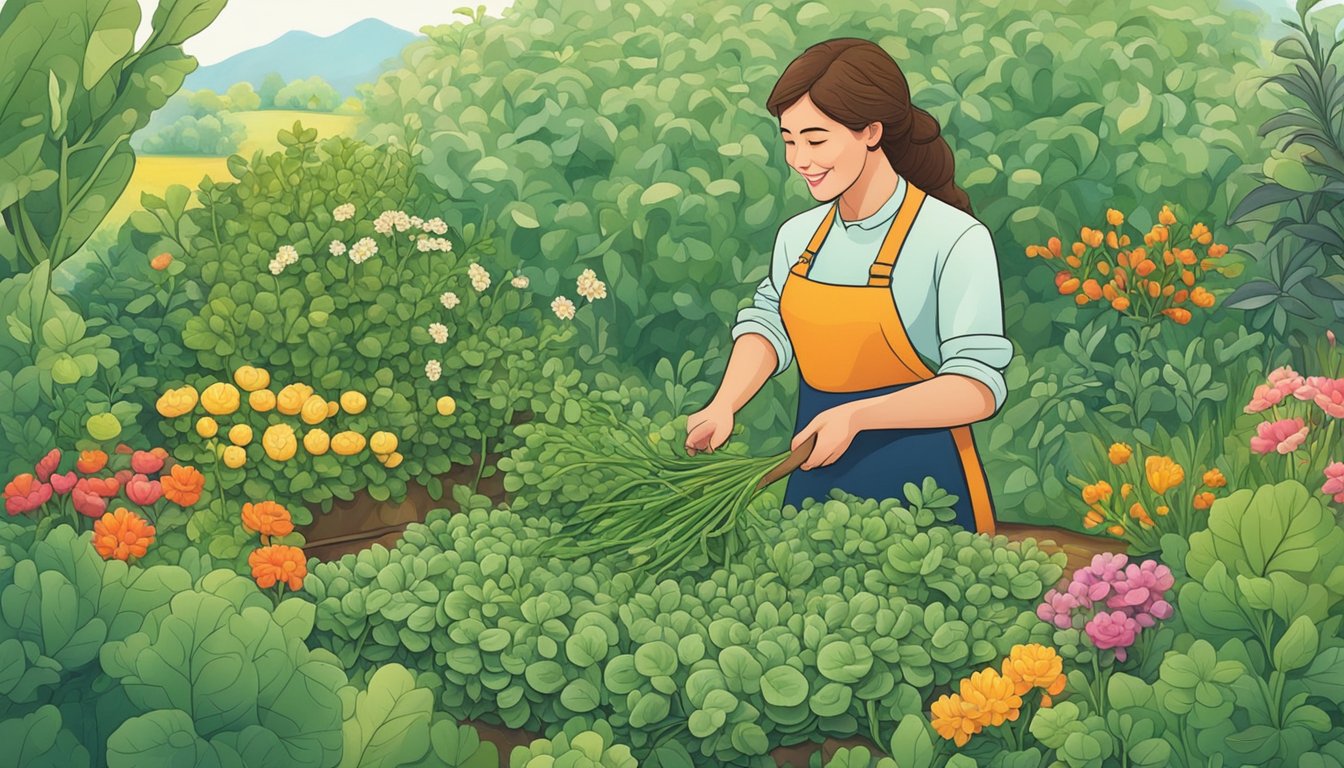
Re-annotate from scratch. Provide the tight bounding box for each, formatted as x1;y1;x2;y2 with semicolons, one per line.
685;402;734;456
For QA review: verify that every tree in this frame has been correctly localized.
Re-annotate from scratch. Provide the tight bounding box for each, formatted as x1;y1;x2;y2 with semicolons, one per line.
273;76;342;112
225;82;261;111
258;72;286;109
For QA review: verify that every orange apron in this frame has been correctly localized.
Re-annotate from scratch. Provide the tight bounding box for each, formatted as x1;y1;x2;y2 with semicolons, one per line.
777;182;997;534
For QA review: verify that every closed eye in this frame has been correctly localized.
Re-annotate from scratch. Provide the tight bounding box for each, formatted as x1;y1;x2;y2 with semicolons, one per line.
807;140;825;147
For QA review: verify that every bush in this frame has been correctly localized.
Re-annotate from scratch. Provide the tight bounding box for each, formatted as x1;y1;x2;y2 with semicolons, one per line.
274;76;344;112
305;483;1063;766
141;113;247;155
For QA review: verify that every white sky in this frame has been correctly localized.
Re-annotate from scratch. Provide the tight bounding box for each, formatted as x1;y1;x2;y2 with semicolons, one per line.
133;0;515;66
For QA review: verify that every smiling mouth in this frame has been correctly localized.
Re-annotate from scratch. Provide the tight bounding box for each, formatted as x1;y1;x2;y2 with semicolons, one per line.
800;170;829;186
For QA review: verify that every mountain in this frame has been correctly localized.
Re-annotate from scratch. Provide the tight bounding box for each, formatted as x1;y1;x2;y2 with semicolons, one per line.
185;18;419;97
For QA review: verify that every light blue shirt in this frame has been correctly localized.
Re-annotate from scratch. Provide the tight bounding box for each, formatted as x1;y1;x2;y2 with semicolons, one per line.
731;176;1013;411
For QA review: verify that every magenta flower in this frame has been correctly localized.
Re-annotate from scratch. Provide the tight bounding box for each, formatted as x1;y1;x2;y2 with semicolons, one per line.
49;471;78;495
1323;462;1344;503
130;450;165;475
1250;418;1309;455
1085;611;1141;660
124;474;163;506
1309;378;1344;418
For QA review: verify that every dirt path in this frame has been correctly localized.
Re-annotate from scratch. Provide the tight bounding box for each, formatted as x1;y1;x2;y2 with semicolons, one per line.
998;522;1126;577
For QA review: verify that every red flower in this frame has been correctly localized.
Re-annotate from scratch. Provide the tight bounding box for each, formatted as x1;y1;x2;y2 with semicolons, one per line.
50;471;78;495
124;474;163;506
35;449;61;482
76;476;121;498
131;450;164;475
72;487;107;518
5;474;52;515
113;469;134;488
114;443;134;455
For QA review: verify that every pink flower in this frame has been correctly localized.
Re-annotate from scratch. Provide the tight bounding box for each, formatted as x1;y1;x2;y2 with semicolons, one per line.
1085;611;1141;660
1294;375;1329;402
113;469;133;489
72;487;108;518
1244;384;1289;413
4;474;52;515
34;449;61;482
1309;378;1344;418
1250;418;1309;455
49;471;78;495
130;450;165;475
1247;366;1307;413
1268;365;1305;392
124;474;163;506
1323;462;1344;503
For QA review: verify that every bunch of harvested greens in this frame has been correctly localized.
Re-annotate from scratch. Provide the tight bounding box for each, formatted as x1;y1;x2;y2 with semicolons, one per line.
535;400;805;577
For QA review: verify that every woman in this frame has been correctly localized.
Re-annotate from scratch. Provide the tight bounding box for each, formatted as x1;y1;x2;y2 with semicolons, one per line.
683;38;1011;535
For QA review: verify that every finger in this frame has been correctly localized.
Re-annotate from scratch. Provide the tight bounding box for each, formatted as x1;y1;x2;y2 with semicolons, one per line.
791;422;818;452
799;440;825;470
686;422;713;448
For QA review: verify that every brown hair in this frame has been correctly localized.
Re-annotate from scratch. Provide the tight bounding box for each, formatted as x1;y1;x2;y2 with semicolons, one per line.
767;38;973;216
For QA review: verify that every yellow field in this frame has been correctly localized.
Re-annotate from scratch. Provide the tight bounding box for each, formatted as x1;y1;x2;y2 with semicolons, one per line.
107;110;363;229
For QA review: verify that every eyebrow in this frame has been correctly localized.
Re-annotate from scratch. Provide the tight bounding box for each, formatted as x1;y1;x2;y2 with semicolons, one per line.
779;127;830;134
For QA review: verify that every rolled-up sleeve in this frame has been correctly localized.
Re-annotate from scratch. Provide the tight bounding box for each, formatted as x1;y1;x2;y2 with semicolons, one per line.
731;228;793;376
935;223;1014;412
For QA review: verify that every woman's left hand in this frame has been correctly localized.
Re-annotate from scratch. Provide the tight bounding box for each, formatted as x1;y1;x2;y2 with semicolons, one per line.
792;403;860;470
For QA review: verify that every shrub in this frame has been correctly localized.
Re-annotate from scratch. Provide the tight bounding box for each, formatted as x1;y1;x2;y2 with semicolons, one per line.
306;483;1063;766
141;113;247;155
274;76;344;112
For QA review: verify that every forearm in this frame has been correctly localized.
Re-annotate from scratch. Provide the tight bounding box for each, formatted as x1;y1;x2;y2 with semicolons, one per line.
845;373;996;430
709;333;777;414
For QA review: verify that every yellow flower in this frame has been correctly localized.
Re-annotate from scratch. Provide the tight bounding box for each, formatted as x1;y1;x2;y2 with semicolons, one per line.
931;693;979;747
196;416;219;438
262;424;298;461
370;431;398;455
958;668;1022;729
300;394;328;425
1106;208;1124;227
326;400;339;418
331;431;366;456
304;429;330;455
1145;455;1184;494
379;451;404;468
1108;442;1132;465
1158;204;1177;226
1120;483;1133;499
1128;503;1155;528
1108;524;1126;537
436;395;456;416
1081;481;1113;505
276;383;315;416
233;365;271;392
156;385;199;418
1001;644;1067;698
222;445;247;469
1156;504;1170;516
228;424;253;446
249;389;277;412
1202;468;1226;488
340;391;367;415
200;382;241;416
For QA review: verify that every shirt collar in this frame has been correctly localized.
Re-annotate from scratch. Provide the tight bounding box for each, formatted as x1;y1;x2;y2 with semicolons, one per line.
835;175;907;231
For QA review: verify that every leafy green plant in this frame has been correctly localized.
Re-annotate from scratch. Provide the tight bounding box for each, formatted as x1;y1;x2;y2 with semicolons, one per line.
509;718;637;768
0;0;226;276
141;113;246;155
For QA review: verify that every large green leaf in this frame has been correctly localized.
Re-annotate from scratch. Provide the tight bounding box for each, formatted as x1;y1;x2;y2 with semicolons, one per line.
339;663;433;768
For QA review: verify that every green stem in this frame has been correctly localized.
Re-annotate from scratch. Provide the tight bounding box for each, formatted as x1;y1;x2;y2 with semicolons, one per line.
472;432;489;494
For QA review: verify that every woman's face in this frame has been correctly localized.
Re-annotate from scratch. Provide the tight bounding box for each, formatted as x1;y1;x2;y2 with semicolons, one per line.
778;92;881;201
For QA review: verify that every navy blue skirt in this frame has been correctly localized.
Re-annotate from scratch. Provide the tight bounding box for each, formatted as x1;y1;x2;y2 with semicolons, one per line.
782;378;982;530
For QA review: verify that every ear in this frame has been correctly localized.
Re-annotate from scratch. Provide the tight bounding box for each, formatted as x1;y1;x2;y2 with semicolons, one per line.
865;121;884;149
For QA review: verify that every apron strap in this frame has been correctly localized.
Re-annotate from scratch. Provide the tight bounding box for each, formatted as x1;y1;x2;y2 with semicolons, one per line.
793;204;839;277
867;184;928;288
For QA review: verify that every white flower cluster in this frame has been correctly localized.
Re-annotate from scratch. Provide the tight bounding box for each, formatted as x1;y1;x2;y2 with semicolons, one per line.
416;237;453;253
374;210;413;235
577;268;608;301
422;217;448;235
551;295;576;321
349;237;378;264
332;203;356;222
329;240;347;256
428;322;449;344
440;292;460;309
511;275;529;289
425;359;442;381
468;262;490;292
268;244;300;274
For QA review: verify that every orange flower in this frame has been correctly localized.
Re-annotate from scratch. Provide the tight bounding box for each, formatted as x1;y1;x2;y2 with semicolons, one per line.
77;450;108;474
1108;442;1132;465
1105;230;1119;249
92;507;156;561
1207;243;1228;258
1082;279;1103;300
1156;505;1170;516
1081;481;1113;504
241;500;294;538
1191;287;1215;308
1162;249;1175;266
160;464;205;507
1193;492;1215;510
1162;307;1192;324
1145;455;1184;494
931;693;978;747
958;668;1022;729
150;252;173;270
1106;208;1125;227
1202;468;1226;488
1075;294;1090;306
1066;255;1083;269
1128;503;1155;528
1111;296;1131;311
1058;278;1081;295
1120;483;1133;499
1072;242;1086;257
1001;644;1067;698
1081;227;1104;248
1134;259;1156;277
1181;269;1195;287
1107;524;1126;536
1178;248;1198;266
1158;205;1177;226
1083;508;1105;528
249;545;308;591
1098;261;1112;277
1190;222;1212;244
1173;289;1189;305
1047;237;1062;258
